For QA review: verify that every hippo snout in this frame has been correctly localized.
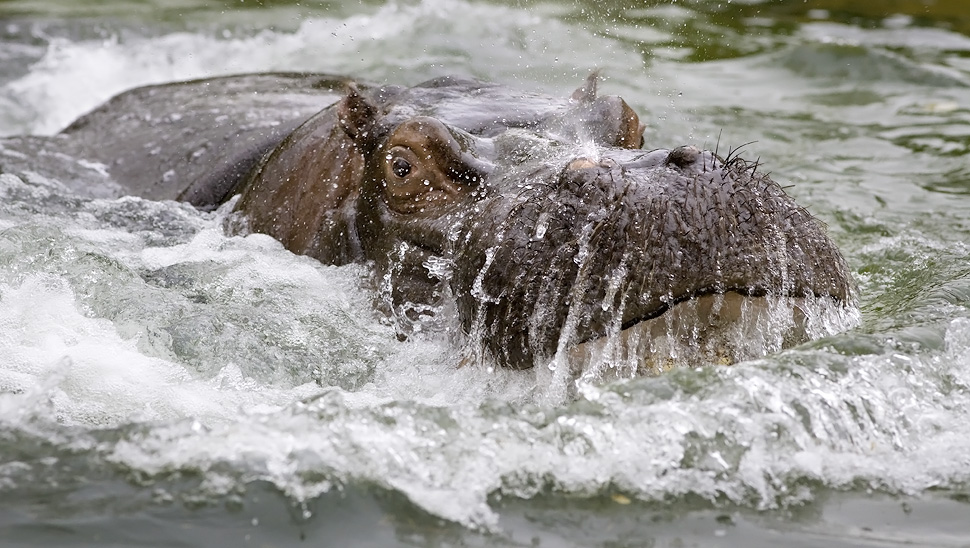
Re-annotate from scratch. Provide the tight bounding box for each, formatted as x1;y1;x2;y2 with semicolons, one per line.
452;146;852;370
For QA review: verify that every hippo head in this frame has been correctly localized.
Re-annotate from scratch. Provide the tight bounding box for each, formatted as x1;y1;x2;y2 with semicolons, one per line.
235;75;854;373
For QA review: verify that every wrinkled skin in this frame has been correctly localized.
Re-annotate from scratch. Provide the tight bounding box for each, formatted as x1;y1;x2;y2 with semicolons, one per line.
0;72;854;370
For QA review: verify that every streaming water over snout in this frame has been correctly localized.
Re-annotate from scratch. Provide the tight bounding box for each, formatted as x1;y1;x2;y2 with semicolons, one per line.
3;0;970;546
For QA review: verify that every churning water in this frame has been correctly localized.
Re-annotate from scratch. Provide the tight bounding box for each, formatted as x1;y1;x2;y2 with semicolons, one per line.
2;0;970;546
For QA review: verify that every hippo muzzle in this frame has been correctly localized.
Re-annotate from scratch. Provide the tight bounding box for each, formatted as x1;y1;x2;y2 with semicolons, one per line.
451;145;851;369
235;74;855;372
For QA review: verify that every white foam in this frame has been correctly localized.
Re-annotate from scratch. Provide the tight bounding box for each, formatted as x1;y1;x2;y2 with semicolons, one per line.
2;0;970;532
0;273;337;428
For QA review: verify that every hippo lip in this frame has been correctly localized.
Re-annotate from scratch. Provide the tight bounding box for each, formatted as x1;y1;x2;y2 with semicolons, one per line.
619;287;764;332
568;290;846;373
613;280;834;333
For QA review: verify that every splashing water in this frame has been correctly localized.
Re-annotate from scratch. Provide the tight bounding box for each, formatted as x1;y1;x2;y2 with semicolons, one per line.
2;0;970;545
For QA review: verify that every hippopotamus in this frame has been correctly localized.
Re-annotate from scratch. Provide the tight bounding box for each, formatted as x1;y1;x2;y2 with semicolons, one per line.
0;72;854;373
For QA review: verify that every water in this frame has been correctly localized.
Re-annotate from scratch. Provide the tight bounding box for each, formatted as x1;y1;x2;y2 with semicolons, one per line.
2;0;970;545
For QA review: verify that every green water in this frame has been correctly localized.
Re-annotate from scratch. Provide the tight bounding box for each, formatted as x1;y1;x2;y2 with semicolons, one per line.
1;0;970;546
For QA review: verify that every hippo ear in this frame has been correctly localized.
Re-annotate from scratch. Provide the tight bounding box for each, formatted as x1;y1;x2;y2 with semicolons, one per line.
571;71;600;104
337;84;380;151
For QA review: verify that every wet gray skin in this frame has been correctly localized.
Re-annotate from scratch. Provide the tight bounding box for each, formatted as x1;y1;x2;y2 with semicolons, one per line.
0;73;854;370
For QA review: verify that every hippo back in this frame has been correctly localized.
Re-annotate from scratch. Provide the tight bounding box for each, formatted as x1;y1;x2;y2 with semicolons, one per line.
0;73;351;207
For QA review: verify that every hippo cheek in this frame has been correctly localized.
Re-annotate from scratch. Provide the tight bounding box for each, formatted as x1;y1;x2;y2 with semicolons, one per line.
357;195;469;334
451;147;853;371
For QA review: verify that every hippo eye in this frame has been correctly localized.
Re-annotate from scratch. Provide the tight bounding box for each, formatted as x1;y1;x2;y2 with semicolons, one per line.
392;157;412;178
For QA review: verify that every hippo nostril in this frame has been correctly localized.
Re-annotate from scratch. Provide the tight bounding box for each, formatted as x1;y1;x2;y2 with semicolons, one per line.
665;145;701;169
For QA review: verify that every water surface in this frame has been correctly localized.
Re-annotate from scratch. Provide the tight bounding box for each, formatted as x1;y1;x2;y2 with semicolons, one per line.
2;0;970;546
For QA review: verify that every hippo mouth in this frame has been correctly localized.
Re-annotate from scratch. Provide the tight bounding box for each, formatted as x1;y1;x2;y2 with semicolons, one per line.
572;292;851;377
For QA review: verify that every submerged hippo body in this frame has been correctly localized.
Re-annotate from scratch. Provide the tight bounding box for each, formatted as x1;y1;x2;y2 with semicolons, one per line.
0;72;855;372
